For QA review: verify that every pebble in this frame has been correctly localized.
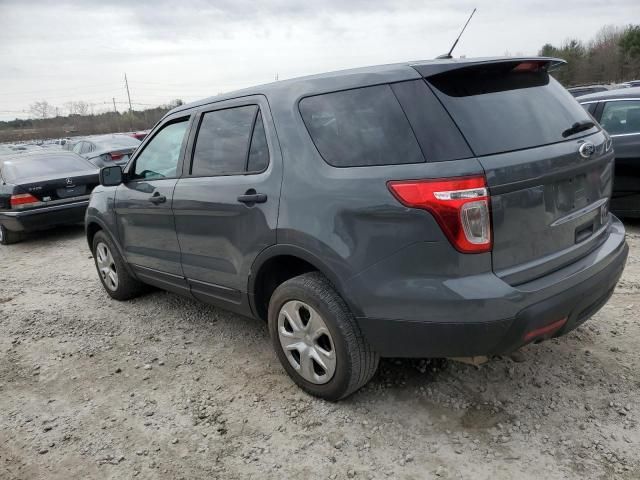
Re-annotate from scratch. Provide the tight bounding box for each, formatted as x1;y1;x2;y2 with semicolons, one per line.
143;364;152;370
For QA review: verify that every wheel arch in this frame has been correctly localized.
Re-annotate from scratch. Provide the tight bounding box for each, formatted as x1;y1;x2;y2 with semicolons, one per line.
248;244;356;322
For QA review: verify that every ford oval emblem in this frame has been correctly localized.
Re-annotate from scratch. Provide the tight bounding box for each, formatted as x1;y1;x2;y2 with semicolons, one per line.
578;142;596;159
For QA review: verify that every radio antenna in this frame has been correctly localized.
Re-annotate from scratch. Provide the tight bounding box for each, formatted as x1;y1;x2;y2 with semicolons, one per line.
437;8;476;59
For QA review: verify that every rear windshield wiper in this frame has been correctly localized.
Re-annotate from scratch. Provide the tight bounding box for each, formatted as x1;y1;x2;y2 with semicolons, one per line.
562;120;595;138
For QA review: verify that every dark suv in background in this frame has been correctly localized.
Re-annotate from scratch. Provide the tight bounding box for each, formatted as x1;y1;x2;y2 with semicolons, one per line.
579;87;640;217
86;57;628;400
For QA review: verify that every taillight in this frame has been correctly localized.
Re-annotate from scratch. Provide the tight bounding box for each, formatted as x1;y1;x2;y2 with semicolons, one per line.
387;176;492;253
110;152;124;161
10;193;41;208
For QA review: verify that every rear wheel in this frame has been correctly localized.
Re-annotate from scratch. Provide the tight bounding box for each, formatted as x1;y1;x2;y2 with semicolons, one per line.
268;272;379;401
0;225;22;245
92;230;145;300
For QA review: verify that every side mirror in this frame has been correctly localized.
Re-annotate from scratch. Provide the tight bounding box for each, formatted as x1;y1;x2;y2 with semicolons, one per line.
100;165;123;186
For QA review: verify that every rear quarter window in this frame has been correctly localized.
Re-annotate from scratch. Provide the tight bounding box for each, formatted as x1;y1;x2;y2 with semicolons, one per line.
299;85;424;167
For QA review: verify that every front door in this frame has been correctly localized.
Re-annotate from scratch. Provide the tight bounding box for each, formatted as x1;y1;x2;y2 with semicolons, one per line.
115;116;191;292
172;97;282;314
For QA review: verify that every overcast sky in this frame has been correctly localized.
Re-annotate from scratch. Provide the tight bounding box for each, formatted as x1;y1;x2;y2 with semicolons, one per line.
0;0;638;121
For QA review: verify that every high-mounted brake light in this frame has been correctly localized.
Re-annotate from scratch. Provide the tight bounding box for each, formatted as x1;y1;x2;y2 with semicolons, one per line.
10;193;41;208
512;61;546;72
388;176;492;253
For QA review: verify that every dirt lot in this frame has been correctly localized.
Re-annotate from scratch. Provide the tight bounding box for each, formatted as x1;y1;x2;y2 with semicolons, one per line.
0;222;639;480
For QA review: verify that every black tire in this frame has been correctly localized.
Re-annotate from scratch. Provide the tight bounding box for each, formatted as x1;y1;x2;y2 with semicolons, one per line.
0;225;22;245
92;230;146;300
268;272;379;401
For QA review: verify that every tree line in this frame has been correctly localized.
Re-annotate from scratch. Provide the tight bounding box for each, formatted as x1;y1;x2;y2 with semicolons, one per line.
0;100;184;143
540;24;640;86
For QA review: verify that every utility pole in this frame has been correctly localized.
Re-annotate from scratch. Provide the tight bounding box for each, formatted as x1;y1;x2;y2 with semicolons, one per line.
124;73;133;130
112;97;117;113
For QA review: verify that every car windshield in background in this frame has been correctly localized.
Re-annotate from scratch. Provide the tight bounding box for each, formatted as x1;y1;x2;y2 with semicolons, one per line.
428;62;599;156
2;155;94;181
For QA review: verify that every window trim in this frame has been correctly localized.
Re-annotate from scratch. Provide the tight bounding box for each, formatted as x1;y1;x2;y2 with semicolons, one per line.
126;115;192;183
297;82;426;168
187;103;271;178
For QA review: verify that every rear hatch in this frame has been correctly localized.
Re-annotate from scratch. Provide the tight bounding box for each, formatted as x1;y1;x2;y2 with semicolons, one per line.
2;153;99;208
421;59;614;285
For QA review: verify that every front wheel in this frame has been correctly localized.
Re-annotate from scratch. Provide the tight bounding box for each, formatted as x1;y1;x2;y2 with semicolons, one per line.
92;230;146;300
268;272;379;401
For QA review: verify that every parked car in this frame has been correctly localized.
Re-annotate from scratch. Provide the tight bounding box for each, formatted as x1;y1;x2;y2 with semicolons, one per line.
129;130;151;141
71;134;141;168
619;80;640;88
567;84;609;97
86;57;628;400
0;151;99;244
579;86;640;217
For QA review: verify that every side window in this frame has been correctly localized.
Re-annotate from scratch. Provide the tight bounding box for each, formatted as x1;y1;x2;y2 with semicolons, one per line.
600;100;640;135
247;112;269;172
191;105;259;176
299;84;424;167
72;142;83;154
132;119;189;180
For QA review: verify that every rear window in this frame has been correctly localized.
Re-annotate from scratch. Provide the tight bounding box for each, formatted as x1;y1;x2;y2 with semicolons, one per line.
2;155;93;181
299;85;424;167
428;63;599;156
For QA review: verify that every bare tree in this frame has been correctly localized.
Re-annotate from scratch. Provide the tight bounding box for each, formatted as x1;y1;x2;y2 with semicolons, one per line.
30;100;51;119
75;101;89;116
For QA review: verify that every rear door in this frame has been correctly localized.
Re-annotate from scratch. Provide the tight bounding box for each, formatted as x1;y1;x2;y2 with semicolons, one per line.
115;115;191;289
423;60;613;285
596;99;640;215
172;96;282;314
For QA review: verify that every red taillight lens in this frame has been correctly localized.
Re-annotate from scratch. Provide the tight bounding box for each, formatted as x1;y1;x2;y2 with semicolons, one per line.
387;176;492;253
10;193;41;208
110;152;124;161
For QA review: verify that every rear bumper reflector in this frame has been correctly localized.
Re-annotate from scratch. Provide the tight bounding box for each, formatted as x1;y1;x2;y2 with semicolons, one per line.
523;317;568;342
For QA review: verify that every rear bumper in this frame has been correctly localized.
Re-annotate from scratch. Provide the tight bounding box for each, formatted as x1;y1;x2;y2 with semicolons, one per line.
0;200;89;233
355;217;628;358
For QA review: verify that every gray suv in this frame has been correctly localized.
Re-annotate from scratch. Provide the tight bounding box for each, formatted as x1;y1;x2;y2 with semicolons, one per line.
86;57;629;400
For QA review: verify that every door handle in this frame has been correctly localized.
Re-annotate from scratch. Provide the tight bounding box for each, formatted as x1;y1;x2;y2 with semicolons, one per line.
237;191;267;205
149;193;166;204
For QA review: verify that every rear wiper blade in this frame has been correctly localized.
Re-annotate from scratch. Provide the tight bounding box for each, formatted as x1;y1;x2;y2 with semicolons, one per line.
562;120;595;138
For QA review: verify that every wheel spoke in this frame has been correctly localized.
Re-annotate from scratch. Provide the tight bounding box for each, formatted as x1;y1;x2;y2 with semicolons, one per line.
108;270;118;288
280;302;305;334
311;345;335;375
306;309;329;339
299;348;316;380
279;334;305;353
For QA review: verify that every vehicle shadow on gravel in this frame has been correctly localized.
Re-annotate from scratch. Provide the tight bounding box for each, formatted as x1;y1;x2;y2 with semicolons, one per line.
6;224;85;246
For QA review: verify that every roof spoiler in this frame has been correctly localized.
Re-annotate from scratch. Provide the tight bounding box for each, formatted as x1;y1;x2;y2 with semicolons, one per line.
411;57;567;78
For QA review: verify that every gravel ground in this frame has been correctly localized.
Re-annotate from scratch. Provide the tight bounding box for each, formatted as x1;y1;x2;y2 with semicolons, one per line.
0;222;639;480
